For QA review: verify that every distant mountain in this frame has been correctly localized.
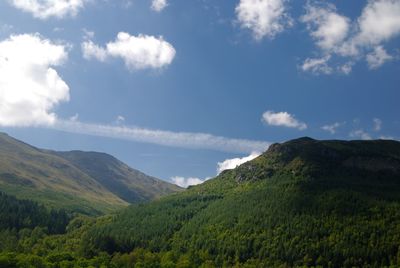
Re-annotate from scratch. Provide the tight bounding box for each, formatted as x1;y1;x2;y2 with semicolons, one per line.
82;137;400;267
53;150;181;203
0;133;181;215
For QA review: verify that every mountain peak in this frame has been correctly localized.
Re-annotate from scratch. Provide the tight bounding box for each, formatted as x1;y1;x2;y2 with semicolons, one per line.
233;138;400;183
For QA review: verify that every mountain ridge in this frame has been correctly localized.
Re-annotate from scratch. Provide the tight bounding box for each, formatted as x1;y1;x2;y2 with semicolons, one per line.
0;132;181;215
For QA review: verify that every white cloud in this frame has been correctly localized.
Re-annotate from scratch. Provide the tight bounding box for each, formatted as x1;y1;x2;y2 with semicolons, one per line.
82;40;108;62
81;32;176;70
171;176;210;188
350;129;372;140
51;120;271;154
262;111;307;130
301;3;350;51
366;46;393;69
0;33;70;127
302;0;400;74
217;152;261;174
301;56;333;74
9;0;86;19
355;0;400;47
321;122;343;134
373;118;382;131
235;0;291;40
151;0;168;12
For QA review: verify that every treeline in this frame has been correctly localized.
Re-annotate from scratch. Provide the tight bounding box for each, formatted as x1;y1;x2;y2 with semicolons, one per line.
0;191;70;234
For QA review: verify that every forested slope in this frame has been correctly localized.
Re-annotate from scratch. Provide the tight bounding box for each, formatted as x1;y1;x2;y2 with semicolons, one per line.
82;138;400;267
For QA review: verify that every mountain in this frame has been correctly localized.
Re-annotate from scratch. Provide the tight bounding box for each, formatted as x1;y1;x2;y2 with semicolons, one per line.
53;150;182;203
0;132;181;215
80;137;400;267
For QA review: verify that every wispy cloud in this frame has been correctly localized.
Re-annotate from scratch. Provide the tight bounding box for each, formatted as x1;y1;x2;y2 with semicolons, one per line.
50;120;271;154
321;122;344;134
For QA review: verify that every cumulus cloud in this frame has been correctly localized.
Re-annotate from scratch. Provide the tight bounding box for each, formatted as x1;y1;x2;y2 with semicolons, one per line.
235;0;292;40
301;3;350;51
171;176;210;188
151;0;168;12
301;0;400;74
350;129;372;140
366;46;393;69
301;56;333;74
321;122;343;134
51;120;271;154
217;152;261;174
9;0;86;19
262;111;307;130
355;0;400;47
0;33;70;127
81;32;176;70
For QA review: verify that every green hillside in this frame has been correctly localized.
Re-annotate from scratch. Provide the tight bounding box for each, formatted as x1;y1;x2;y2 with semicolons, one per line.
1;137;400;267
0;133;181;215
79;138;400;267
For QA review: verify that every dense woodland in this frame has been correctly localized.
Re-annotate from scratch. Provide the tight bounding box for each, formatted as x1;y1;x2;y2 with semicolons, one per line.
1;138;400;267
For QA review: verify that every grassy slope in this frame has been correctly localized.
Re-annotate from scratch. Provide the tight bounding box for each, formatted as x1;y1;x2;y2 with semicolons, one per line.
0;133;180;215
84;138;400;266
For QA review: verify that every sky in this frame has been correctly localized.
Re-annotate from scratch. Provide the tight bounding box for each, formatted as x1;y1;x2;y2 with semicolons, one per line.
0;0;399;187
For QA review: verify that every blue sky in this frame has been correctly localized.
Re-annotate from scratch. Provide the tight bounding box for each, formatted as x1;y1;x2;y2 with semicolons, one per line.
0;0;399;187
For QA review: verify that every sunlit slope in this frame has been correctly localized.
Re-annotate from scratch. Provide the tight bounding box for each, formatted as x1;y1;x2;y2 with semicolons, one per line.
0;133;180;215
